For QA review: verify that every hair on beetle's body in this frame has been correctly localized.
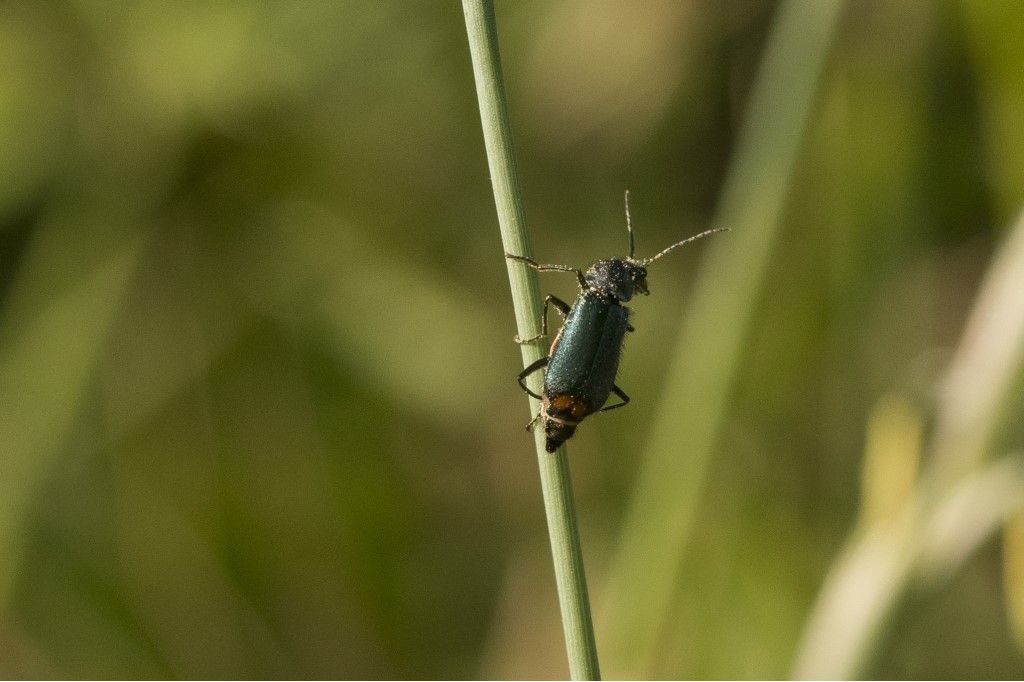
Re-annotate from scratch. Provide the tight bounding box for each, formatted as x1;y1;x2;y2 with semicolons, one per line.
507;191;727;452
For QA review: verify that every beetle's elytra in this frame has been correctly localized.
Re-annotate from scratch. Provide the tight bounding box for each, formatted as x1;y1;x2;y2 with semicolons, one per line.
507;191;727;452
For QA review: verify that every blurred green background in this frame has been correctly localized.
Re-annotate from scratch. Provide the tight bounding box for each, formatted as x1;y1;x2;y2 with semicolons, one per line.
2;0;1024;678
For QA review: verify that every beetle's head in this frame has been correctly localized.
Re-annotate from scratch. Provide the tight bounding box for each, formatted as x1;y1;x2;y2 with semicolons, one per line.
584;258;648;301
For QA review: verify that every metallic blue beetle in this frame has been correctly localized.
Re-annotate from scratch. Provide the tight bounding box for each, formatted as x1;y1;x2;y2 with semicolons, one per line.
507;192;726;452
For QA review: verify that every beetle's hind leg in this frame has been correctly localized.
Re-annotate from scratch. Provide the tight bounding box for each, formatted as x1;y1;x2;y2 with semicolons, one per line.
525;411;543;432
599;385;631;412
514;295;571;344
516;356;548;400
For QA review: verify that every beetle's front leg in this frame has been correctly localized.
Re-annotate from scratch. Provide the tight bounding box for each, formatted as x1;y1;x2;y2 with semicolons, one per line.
514;295;571;344
505;254;588;289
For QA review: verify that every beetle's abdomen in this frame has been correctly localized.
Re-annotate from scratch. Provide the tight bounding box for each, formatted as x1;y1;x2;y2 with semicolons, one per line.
544;294;629;413
541;394;590;452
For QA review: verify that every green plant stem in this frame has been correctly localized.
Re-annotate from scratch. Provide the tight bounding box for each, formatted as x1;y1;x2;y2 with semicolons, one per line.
461;1;600;679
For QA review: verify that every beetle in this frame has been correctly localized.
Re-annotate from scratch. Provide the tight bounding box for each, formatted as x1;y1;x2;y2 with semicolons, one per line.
506;191;726;452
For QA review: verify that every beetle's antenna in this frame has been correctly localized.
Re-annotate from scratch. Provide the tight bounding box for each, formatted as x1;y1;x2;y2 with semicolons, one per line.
642;227;730;265
618;188;634;258
624;190;636;259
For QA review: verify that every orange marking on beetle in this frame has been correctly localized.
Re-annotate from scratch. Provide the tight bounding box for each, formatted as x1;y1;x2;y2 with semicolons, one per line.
548;394;592;421
548;327;564;355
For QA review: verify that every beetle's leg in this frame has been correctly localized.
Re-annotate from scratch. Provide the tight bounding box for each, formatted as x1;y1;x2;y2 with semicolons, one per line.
525;412;543;432
516;356;548;400
515;295;571;344
626;324;635;332
505;254;587;289
599;385;631;412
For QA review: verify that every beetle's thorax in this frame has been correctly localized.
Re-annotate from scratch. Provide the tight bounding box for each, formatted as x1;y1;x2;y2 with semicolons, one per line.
583;258;649;302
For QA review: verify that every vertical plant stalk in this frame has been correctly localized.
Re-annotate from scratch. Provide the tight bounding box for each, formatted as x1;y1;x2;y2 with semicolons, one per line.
461;1;601;679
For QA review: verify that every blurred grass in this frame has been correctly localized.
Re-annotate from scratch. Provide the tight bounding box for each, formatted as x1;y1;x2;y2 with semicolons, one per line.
794;207;1024;679
0;230;145;600
0;1;1023;679
598;1;844;676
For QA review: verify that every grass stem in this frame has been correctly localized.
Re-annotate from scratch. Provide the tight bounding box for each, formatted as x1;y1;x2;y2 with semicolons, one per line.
461;1;601;679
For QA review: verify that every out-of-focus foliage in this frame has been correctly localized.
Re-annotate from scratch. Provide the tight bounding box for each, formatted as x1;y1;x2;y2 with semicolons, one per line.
0;1;1022;678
